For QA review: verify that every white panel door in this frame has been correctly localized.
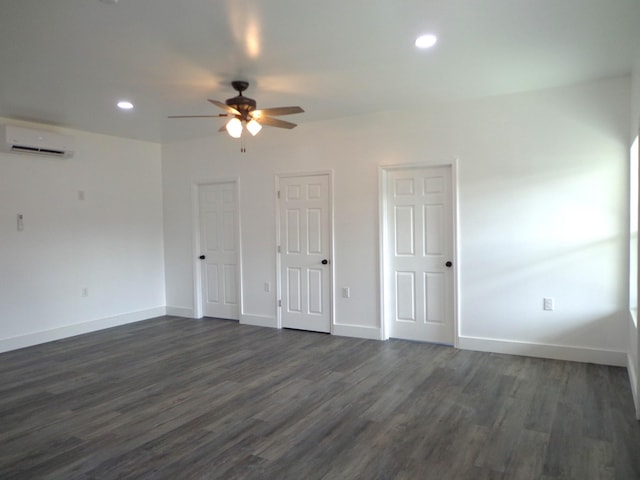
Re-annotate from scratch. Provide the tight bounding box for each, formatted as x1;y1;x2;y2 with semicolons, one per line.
279;174;331;333
199;182;239;320
385;166;454;344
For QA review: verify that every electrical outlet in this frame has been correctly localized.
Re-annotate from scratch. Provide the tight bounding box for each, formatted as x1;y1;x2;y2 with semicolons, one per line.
543;297;554;311
82;287;89;297
264;282;271;293
342;287;350;298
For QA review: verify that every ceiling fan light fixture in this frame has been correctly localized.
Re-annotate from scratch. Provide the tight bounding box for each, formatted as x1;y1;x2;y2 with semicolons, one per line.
226;117;243;138
246;119;262;136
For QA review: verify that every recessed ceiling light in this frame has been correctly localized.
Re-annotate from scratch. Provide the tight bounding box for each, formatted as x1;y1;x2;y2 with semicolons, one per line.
415;34;438;49
117;101;134;110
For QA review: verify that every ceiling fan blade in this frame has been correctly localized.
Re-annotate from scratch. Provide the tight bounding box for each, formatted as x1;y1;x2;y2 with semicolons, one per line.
208;99;241;115
168;114;228;118
218;124;227;133
258;116;298;129
252;106;304;117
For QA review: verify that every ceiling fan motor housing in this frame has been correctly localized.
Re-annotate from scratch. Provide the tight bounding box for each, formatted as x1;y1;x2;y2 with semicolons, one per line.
226;95;257;120
226;81;256;120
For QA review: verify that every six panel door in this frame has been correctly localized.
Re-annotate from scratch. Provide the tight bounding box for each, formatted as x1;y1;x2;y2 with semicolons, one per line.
385;166;454;344
199;182;239;320
279;174;331;333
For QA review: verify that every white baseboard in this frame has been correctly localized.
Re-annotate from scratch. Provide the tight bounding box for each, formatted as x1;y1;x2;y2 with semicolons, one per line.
165;306;196;318
333;323;382;340
458;335;626;367
628;353;640;420
241;313;277;329
0;306;167;354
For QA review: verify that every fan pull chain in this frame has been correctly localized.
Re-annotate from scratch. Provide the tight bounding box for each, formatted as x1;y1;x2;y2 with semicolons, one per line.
240;135;246;153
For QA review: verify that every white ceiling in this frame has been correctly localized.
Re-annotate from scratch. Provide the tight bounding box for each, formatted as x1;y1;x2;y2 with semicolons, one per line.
1;0;639;143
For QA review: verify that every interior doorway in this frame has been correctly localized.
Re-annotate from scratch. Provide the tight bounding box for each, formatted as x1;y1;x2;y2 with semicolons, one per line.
380;164;457;344
276;172;333;333
195;181;241;320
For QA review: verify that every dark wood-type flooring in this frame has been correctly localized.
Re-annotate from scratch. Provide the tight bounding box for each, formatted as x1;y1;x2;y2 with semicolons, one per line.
1;316;640;479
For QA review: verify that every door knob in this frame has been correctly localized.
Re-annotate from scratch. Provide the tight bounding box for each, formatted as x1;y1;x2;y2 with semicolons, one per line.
199;255;206;260
445;261;452;267
321;259;329;265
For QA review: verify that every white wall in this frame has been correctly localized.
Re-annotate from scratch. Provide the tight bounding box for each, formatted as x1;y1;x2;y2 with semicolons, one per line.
0;120;165;352
163;75;631;365
454;78;629;365
629;44;640;417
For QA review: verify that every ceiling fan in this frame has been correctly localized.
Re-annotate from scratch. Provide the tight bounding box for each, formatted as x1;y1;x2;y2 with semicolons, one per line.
169;80;304;141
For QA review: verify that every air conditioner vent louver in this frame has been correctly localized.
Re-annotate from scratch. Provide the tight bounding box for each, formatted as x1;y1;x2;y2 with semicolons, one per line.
0;125;74;158
11;145;66;156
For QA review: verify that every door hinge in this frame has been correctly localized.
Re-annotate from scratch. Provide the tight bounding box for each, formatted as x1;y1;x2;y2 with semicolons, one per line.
278;299;282;307
277;245;281;253
277;190;281;199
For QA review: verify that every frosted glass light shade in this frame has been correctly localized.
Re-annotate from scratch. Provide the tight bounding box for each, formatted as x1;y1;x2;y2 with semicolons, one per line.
226;118;243;138
246;119;262;136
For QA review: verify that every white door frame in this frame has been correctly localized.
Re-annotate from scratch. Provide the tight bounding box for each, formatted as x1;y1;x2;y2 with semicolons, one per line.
191;178;243;319
379;161;460;345
275;170;335;331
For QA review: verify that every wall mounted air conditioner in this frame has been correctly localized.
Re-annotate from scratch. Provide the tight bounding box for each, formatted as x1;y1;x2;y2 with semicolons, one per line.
0;124;75;158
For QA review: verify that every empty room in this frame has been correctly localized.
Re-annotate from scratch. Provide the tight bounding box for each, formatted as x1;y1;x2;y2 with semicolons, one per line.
2;0;640;478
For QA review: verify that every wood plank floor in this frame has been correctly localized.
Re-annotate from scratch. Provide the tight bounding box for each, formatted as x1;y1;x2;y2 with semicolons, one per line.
1;316;639;479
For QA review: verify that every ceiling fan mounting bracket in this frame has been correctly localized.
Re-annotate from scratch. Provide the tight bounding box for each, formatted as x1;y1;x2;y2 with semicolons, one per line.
231;80;249;94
